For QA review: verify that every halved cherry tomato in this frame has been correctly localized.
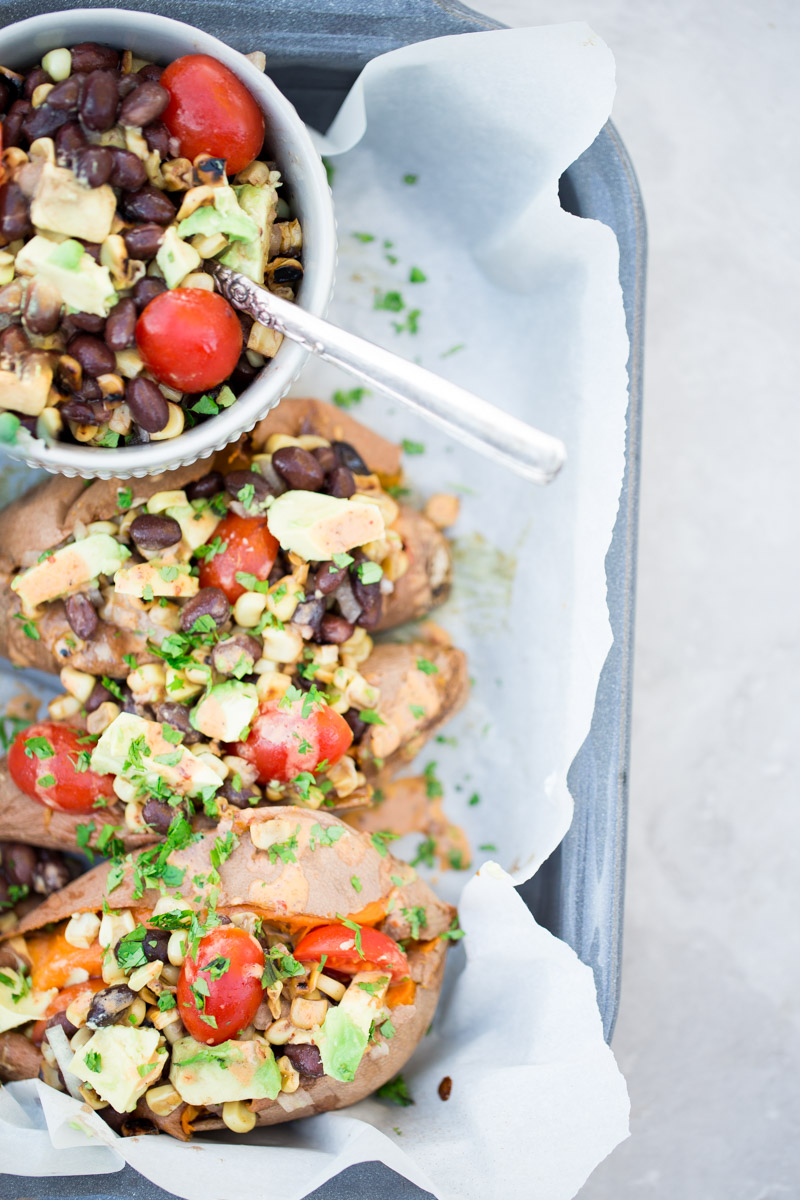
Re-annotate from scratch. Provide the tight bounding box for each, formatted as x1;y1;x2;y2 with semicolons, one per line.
8;722;114;814
294;924;409;982
161;54;265;175
136;288;242;393
197;512;279;603
31;978;105;1044
233;697;353;784
177;925;264;1046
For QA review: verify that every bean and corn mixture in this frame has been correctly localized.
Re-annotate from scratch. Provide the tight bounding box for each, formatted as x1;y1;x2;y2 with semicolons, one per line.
0;43;302;448
9;432;413;832
0;841;74;923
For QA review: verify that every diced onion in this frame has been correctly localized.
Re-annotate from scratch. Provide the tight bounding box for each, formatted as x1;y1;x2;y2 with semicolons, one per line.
44;1024;84;1102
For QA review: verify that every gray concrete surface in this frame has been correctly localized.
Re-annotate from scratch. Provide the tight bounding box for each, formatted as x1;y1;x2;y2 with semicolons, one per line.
473;1;800;1194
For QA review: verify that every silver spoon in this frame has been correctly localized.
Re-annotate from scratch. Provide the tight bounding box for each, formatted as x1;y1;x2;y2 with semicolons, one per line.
208;262;566;485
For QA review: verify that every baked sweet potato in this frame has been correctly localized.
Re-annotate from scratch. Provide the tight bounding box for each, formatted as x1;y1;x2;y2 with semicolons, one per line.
1;807;454;1136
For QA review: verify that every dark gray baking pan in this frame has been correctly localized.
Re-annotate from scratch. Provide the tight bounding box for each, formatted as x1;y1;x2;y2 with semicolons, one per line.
0;2;645;1197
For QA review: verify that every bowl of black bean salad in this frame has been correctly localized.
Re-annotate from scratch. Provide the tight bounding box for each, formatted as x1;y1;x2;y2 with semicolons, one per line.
0;9;336;479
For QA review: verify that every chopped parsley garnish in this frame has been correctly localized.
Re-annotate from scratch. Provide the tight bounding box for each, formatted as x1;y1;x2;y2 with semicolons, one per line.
123;653;138;670
411;836;436;869
403;173;418;185
266;826;300;865
409;266;427;283
468;792;480;806
36;773;56;788
159;565;180;582
351;875;362;893
359;708;385;725
206;955;231;981
357;976;389;995
392;309;420;335
402;906;427;940
409;705;425;720
115;925;151;971
117;487;133;510
380;1017;396;1039
101;676;124;702
13;613;40;640
161;724;183;745
423;761;443;799
308;822;345;851
192;394;220;416
236;482;256;510
441;917;465;942
416;657;438;676
194;536;228;561
401;439;425;455
352;232;375;243
448;848;465;870
142;585;154;602
440;343;465;358
377;1074;414;1106
479;843;497;852
210;831;238;870
261;945;305;987
96;430;119;448
234;571;270;594
24;736;54;759
374;290;404;312
157;992;177;1011
333;387;369;409
370;830;399;858
335;914;365;958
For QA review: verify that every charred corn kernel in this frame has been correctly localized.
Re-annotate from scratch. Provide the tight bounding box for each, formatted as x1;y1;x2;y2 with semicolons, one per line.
176;185;217;221
162;157;194;191
45;690;82;721
221;756;258;786
277;1055;300;1094
124;126;149;160
255;671;292;704
148;1004;181;1032
115;348;145;378
266;576;302;623
150;403;184;441
424;492;460;529
64;991;94;1029
144;149;166;189
168;930;187;967
332;666;379;710
126;662;167;704
339;627;372;669
160;963;181;986
99;909;135;949
383;548;410;583
147;490;188;514
84;520;117;537
64;911;101;950
128;960;163;993
245;350;265;368
234;159;272;186
78;1083;108;1111
42;47;72;81
31;82;54;107
234;590;267;627
253;656;278;675
265;980;283;1020
96;372;125;399
126;996;148;1026
161;1017;184;1045
0;912;18;935
59;666;95;703
146;1083;182;1117
184;661;212;688
113;774;138;804
316;973;347;1002
265;434;301;453
108;402;133;435
193;750;229;780
222;1101;256;1134
149;601;183;630
164;668;203;702
125;801;148;832
102;948;127;986
260;625;303;664
266;780;286;802
139;986;158;1004
35;406;62;443
86;700;121;736
271;218;303;256
0;252;14;286
68;1025;93;1051
290;997;328;1030
190;232;228;259
356;490;399;527
229;911;261;936
326;755;360;798
265;1019;293;1045
153;896;193;918
247;322;283;358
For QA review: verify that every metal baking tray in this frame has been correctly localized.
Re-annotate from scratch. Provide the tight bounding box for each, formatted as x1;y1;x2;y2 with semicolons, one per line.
0;1;645;1196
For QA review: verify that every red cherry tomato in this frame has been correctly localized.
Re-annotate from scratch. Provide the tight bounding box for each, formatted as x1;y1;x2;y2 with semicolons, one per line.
294;924;409;982
8;722;114;814
136;289;242;393
177;926;264;1046
233;698;353;784
161;54;265;175
197;513;279;603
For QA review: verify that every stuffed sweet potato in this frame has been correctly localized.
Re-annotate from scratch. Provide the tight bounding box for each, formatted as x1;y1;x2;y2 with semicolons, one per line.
0;806;455;1137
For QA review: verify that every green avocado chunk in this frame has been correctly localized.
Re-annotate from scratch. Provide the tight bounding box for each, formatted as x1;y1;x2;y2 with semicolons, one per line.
10;533;130;610
170;1037;282;1105
178;187;260;245
190;679;259;742
316;1005;369;1083
218;183;275;284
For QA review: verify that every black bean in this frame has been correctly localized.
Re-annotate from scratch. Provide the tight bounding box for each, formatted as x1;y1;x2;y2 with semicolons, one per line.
326;465;356;498
62;387;107;416
224;469;272;506
81;242;102;264
0;325;30;358
67;333;116;377
119;81;169;128
68;310;106;334
154;701;202;744
117;74;140;99
104;298;137;351
141;926;170;963
32;851;72;895
46;75;82;111
230;354;258;393
319;612;355;643
131;275;167;310
315;561;347;595
109;148;147;191
54;119;86;155
313;445;337;474
186;470;224;501
142;120;170;158
80;70;118;133
0;182;32;244
138;63;163;83
271;446;324;492
23;67;51;99
122;185;176;225
46;1010;77;1040
85;680;114;713
211;634;261;676
87;985;135;1028
352;571;382;629
70;43;119;73
342;706;367;742
0;876;9;908
181;587;231;633
1;843;36;887
75;145;113;188
126;377;169;433
219;777;261;808
2;100;31;149
281;1043;324;1078
65;592;99;639
333;440;369;475
127;424;151;446
292;596;326;634
130;513;181;551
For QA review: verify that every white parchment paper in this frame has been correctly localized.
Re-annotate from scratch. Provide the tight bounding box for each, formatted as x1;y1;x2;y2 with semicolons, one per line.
0;22;631;1198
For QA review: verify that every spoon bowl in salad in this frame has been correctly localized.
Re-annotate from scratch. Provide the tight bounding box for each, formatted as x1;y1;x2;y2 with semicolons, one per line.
0;8;336;478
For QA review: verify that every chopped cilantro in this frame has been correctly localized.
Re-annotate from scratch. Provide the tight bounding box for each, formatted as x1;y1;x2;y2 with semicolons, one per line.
411;836;436;869
380;1017;396;1039
423;761;443;799
261;945;304;987
409;705;425;720
352;232;375;243
358;976;389;995
359;708;385;725
24;736;54;759
101;676;124;701
416;657;438;676
401;439;425;455
331;551;354;569
210;831;238;870
192;394;220;416
403;174;418;185
440;343;465;358
36;773;56;788
194;536;228;561
370;830;399;858
13;613;40;641
479;843;497;852
159;565;180;582
402;906;427;940
392;309;420;335
142;585;154;602
308;823;345;851
335;913;364;958
441;917;465;942
351;875;362;893
333;387;368;409
409;266;427;283
468;792;480;806
158;991;177;1011
84;1050;102;1072
374;290;404;312
266;826;300;865
377;1074;414;1106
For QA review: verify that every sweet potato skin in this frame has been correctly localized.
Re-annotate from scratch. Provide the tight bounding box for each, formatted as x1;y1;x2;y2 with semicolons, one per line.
379;506;452;630
0;1030;42;1081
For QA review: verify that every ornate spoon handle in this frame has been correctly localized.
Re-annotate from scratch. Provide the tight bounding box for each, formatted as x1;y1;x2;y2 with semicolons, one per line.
209;262;566;485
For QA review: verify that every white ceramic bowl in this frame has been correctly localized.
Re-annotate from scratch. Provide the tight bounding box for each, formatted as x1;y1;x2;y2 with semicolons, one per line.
0;8;336;478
